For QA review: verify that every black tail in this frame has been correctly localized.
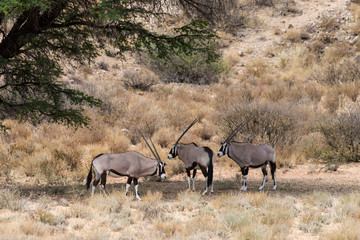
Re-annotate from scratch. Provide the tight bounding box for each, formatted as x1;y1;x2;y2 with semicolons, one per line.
204;147;214;188
86;163;93;190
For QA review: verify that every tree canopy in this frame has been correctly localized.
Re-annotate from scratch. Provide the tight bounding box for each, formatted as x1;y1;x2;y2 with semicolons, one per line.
0;0;225;129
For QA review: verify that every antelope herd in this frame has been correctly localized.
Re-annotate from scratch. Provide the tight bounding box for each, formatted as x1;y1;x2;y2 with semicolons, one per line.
86;119;277;199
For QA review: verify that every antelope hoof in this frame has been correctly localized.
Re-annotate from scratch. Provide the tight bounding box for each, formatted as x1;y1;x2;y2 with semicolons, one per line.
273;185;277;191
259;186;264;191
136;196;142;201
202;190;208;195
240;186;247;191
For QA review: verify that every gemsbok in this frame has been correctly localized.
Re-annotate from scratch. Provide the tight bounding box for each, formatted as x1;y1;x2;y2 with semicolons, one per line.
217;125;277;191
86;129;166;200
168;119;214;195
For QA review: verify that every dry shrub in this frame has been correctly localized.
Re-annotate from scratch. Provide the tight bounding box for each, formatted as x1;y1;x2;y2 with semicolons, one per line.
154;220;184;237
277;44;313;72
312;59;360;86
305;191;333;209
64;202;92;219
244;58;267;78
322;88;341;113
74;122;106;145
141;191;163;203
88;194;123;214
261;196;296;227
254;0;275;6
285;29;303;43
168;159;185;176
304;82;324;102
315;107;360;163
165;99;193;130
339;82;360;102
221;101;301;147
123;99;165;144
223;51;241;69
263;84;286;102
336;192;360;220
319;16;339;32
0;189;27;211
299;209;326;233
321;219;360;240
323;42;351;64
349;21;360;36
217;4;246;35
310;40;326;54
107;134;130;153
35;209;67;226
176;191;204;211
97;60;109;71
121;68;158;91
153;127;176;149
52;146;82;170
20;219;51;237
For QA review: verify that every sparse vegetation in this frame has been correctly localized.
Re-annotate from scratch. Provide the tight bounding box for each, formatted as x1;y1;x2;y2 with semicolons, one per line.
1;0;360;239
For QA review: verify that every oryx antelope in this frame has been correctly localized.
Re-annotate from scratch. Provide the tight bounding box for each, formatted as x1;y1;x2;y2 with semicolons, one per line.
217;125;277;191
168;119;214;195
86;129;166;200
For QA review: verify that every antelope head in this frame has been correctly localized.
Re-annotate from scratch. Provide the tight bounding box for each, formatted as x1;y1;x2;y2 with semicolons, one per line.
137;128;167;179
168;118;198;159
217;124;242;157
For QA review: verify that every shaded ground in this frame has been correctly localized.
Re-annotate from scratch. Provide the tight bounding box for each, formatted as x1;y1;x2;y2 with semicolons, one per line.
7;163;360;202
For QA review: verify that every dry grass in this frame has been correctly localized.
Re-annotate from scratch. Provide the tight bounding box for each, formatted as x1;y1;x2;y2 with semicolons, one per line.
1;1;360;239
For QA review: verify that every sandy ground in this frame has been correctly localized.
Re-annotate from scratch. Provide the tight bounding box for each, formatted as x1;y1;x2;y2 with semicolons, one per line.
10;162;359;202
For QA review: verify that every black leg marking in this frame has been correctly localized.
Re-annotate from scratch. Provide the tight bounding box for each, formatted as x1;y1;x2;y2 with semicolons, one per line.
186;168;191;177
93;178;100;187
100;172;108;196
199;165;208;178
241;167;249;176
127;177;133;185
192;169;197;178
261;165;268;180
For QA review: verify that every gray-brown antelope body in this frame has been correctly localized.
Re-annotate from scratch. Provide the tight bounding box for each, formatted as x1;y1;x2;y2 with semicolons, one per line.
168;119;214;195
86;130;166;200
217;126;277;191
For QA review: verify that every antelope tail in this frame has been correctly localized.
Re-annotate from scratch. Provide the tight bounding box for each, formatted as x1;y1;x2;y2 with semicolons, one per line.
207;150;214;188
86;163;93;190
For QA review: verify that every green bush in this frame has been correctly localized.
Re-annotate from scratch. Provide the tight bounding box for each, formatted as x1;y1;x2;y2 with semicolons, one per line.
143;50;224;85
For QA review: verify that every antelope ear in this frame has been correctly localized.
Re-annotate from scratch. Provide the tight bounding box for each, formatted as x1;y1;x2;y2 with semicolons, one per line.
164;163;167;166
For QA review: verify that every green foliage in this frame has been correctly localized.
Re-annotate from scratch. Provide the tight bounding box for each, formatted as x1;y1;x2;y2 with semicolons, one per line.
144;44;223;85
0;0;221;127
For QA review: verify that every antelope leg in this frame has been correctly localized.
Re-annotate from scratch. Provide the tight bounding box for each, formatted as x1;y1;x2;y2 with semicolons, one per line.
202;177;208;195
186;168;191;190
259;165;268;190
125;177;133;196
192;169;197;191
134;178;141;201
240;175;248;191
240;167;249;191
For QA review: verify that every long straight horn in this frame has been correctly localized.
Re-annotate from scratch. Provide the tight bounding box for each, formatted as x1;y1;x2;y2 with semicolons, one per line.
146;131;161;163
224;124;242;143
137;128;159;162
174;118;199;145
